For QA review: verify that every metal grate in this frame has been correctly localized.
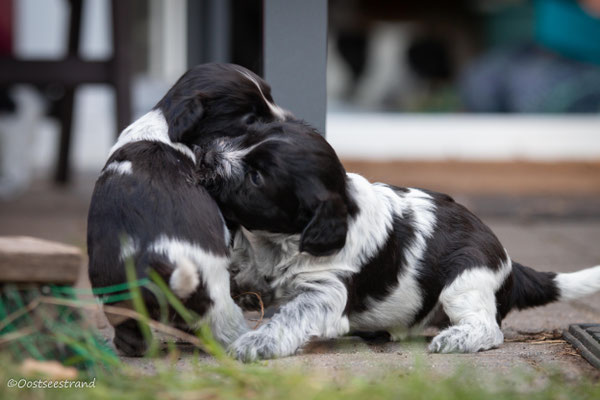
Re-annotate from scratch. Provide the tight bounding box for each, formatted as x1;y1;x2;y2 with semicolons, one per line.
564;324;600;369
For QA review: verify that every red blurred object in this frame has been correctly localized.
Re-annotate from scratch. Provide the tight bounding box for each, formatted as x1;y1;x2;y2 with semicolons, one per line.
0;0;12;55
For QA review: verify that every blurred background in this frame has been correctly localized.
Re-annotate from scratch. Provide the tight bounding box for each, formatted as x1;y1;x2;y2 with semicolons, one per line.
0;0;599;247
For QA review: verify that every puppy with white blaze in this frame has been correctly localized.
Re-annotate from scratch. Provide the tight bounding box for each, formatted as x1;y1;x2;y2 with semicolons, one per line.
197;121;600;362
87;63;292;356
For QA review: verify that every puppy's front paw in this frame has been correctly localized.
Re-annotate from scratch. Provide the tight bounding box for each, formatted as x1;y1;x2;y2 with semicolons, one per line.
428;326;466;353
229;331;280;363
428;324;503;353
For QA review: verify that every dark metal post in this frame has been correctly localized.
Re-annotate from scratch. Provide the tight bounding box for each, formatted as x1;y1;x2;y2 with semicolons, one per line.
111;0;132;135
55;0;83;183
187;0;231;67
263;0;328;135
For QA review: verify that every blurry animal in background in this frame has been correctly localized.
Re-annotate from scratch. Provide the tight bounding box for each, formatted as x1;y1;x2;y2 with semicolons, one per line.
198;121;600;362
327;0;476;110
87;63;291;356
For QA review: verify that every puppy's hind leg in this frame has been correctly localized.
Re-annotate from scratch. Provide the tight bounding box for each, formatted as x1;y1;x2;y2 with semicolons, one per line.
113;318;148;356
429;266;509;353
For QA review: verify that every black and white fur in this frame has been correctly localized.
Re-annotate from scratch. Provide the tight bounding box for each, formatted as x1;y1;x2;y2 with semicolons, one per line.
87;63;291;355
198;121;600;362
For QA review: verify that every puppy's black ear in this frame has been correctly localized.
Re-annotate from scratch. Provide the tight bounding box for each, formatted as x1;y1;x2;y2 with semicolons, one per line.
164;95;204;143
300;194;348;257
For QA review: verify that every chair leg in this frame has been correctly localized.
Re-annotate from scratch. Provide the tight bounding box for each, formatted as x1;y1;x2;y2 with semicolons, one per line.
54;0;82;184
54;88;75;184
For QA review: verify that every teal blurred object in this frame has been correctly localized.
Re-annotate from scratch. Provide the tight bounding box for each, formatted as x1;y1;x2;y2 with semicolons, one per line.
485;2;535;48
535;0;600;65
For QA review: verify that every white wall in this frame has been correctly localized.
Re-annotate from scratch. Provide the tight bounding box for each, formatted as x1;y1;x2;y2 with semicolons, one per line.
327;113;600;161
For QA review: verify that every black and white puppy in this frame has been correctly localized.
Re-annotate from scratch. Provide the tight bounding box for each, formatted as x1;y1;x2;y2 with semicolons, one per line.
198;121;600;362
87;63;292;356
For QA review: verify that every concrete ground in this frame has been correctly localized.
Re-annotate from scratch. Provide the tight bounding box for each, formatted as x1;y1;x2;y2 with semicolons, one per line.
1;162;599;382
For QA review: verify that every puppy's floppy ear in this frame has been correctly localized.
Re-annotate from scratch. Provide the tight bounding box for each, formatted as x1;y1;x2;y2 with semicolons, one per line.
300;193;348;257
164;94;204;143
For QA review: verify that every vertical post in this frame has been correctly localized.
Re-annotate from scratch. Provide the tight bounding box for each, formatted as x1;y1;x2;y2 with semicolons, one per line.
150;0;187;82
205;0;231;63
112;0;132;135
263;0;328;135
55;0;83;183
187;0;231;68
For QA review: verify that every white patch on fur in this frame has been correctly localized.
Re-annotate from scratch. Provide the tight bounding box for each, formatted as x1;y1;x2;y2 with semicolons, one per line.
168;257;199;299
149;235;248;345
235;67;290;121
102;160;133;176
429;255;513;353
108;110;196;162
210;138;261;180
555;265;600;300
219;211;231;245
211;137;289;181
119;236;138;261
348;176;437;331
338;174;398;267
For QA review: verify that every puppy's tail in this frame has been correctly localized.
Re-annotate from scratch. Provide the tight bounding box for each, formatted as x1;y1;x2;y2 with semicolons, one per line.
168;256;200;299
511;262;600;310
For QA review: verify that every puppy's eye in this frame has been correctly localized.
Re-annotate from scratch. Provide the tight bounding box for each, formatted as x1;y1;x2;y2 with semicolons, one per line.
248;170;263;186
243;114;257;125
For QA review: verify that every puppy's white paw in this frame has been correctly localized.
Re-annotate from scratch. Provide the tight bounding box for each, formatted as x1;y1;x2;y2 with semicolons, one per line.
429;326;469;353
229;331;281;363
428;324;503;353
